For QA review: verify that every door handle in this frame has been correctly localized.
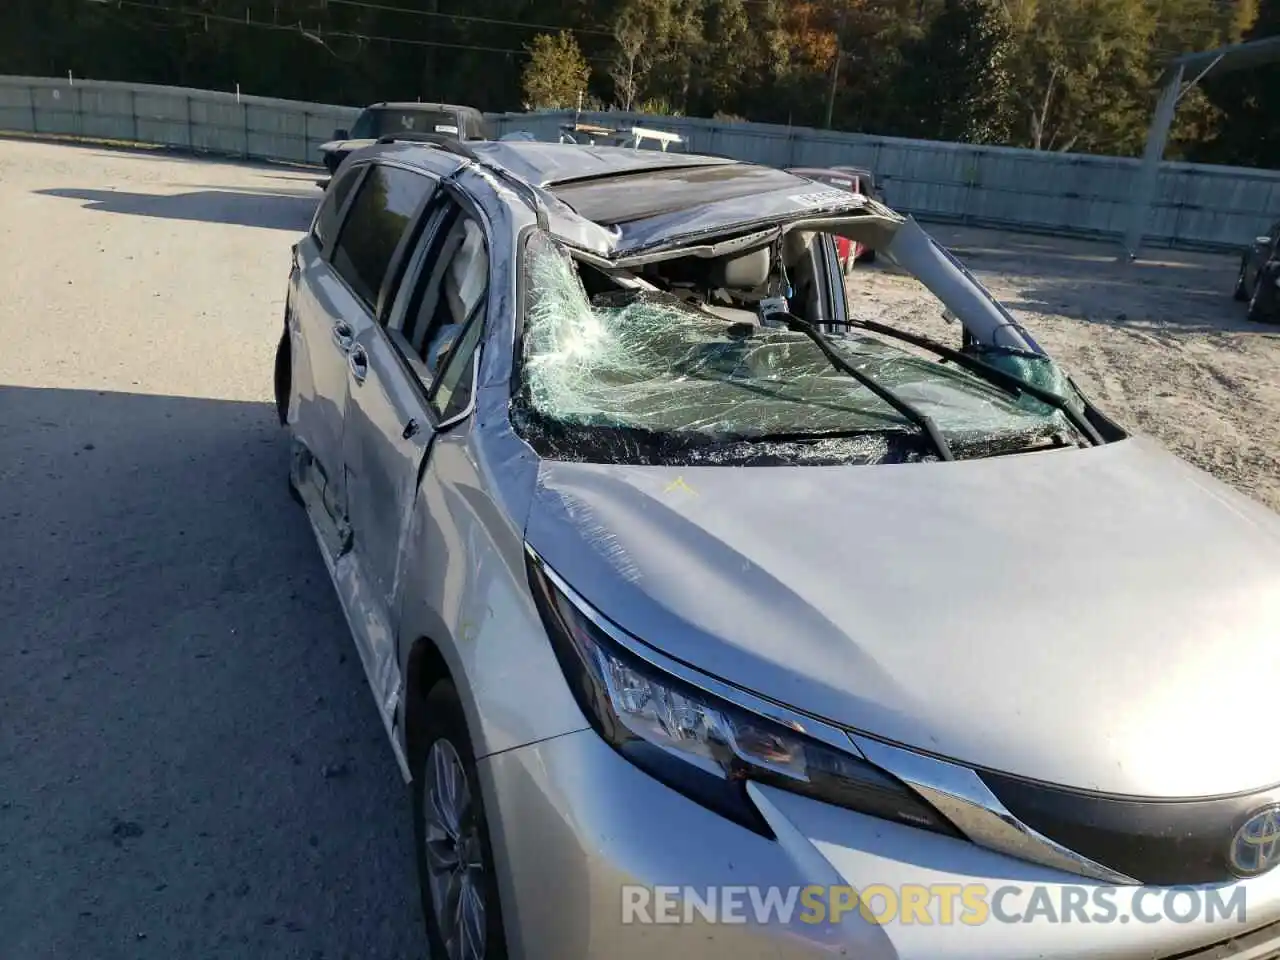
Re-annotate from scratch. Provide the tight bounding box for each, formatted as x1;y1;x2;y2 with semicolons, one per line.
332;321;354;351
349;344;368;384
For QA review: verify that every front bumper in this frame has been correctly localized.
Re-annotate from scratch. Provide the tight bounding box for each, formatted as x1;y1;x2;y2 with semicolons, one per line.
480;729;1280;960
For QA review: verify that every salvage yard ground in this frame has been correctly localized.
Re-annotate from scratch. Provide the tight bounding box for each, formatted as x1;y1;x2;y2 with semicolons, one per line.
1;136;1277;957
858;224;1280;510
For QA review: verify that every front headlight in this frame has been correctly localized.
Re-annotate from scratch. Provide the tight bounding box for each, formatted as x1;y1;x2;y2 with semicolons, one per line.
528;552;961;839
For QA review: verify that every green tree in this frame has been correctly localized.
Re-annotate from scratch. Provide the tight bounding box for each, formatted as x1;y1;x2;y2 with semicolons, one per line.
606;0;681;110
1;0;1274;167
1149;0;1255;157
521;31;592;110
894;0;1017;143
1199;0;1280;168
1007;0;1156;155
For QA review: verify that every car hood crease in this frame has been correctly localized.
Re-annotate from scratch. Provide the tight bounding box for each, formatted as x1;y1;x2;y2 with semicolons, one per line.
523;437;1280;798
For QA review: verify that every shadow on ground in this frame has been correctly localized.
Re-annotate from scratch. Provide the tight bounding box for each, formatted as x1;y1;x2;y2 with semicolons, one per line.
36;187;319;232
0;384;424;960
917;223;1268;334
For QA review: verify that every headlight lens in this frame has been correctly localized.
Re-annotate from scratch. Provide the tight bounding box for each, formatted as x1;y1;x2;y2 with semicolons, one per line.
529;554;961;838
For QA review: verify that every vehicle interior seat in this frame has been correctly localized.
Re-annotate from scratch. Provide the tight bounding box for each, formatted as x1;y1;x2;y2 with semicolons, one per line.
701;246;773;325
708;246;772;302
782;230;827;326
444;218;487;325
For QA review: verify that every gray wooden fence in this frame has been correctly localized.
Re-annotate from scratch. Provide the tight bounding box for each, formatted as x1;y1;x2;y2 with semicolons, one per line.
2;74;1277;253
0;74;358;166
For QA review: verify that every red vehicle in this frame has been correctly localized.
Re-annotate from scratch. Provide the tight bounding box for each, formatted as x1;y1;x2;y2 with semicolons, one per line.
786;166;882;273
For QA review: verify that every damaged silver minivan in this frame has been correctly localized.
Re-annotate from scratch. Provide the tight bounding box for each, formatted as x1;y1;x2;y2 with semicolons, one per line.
276;138;1280;960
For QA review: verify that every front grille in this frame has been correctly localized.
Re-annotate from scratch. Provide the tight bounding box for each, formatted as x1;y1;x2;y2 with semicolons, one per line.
980;770;1280;886
1162;916;1280;959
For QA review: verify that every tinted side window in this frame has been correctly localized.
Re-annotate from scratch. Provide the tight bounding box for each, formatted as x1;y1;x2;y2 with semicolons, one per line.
348;109;375;140
313;166;362;249
400;215;488;377
331;165;434;310
432;305;485;420
388;207;488;417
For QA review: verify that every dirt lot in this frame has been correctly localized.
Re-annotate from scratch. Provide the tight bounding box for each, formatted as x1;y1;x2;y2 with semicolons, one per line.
853;226;1280;510
1;136;1278;959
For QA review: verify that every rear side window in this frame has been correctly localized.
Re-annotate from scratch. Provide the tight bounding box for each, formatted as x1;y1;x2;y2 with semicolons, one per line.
313;166;362;249
331;165;434;310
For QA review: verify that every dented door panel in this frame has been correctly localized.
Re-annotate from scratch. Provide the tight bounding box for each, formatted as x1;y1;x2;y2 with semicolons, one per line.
394;420;590;760
290;240;375;522
340;324;434;720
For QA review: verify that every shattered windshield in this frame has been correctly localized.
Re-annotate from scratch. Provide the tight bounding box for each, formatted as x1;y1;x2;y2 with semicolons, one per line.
513;233;1077;466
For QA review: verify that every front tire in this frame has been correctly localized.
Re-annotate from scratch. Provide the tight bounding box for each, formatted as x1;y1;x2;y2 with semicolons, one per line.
1247;275;1278;324
1234;256;1251;302
274;327;291;427
411;680;508;960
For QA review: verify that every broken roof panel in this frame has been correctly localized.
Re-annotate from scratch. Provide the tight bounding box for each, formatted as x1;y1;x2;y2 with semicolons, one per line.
550;162;812;225
606;184;870;257
469;142;731;189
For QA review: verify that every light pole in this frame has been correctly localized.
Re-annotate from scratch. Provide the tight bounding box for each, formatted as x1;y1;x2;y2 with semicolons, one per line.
824;8;848;130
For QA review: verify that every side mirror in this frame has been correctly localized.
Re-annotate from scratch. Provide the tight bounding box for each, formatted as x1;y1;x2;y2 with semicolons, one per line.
1258;237;1272;246
333;128;350;141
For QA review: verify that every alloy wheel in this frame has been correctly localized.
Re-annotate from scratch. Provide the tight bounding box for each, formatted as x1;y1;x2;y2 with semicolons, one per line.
421;738;488;960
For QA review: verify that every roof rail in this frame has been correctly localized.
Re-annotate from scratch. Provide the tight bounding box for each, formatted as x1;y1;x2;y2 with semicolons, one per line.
475;160;551;232
376;133;549;230
375;132;478;158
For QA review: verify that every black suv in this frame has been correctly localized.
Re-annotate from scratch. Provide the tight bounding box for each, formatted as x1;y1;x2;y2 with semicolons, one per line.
318;102;489;178
1233;220;1280;323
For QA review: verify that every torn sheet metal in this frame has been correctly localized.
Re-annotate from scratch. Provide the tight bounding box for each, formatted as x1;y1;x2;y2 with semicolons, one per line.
608;181;869;257
604;212;1038;358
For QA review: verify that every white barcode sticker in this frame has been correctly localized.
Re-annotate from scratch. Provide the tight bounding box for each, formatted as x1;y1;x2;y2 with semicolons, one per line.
788;190;860;208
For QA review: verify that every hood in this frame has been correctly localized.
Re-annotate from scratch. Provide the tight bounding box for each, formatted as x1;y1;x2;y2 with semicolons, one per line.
320;138;377;155
524;437;1280;798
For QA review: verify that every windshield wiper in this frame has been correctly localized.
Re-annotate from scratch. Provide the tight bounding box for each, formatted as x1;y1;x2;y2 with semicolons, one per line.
848;319;1105;446
780;314;954;462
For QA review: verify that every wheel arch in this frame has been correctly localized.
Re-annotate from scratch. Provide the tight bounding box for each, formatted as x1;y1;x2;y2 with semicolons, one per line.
273;321;292;426
403;632;456;771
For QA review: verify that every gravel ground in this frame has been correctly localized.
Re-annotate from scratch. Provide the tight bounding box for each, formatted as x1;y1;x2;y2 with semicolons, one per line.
2;136;1279;960
0;138;424;960
851;226;1280;510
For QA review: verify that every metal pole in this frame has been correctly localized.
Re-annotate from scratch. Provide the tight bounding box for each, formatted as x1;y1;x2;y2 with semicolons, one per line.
825;7;847;131
825;49;841;129
1121;64;1182;261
